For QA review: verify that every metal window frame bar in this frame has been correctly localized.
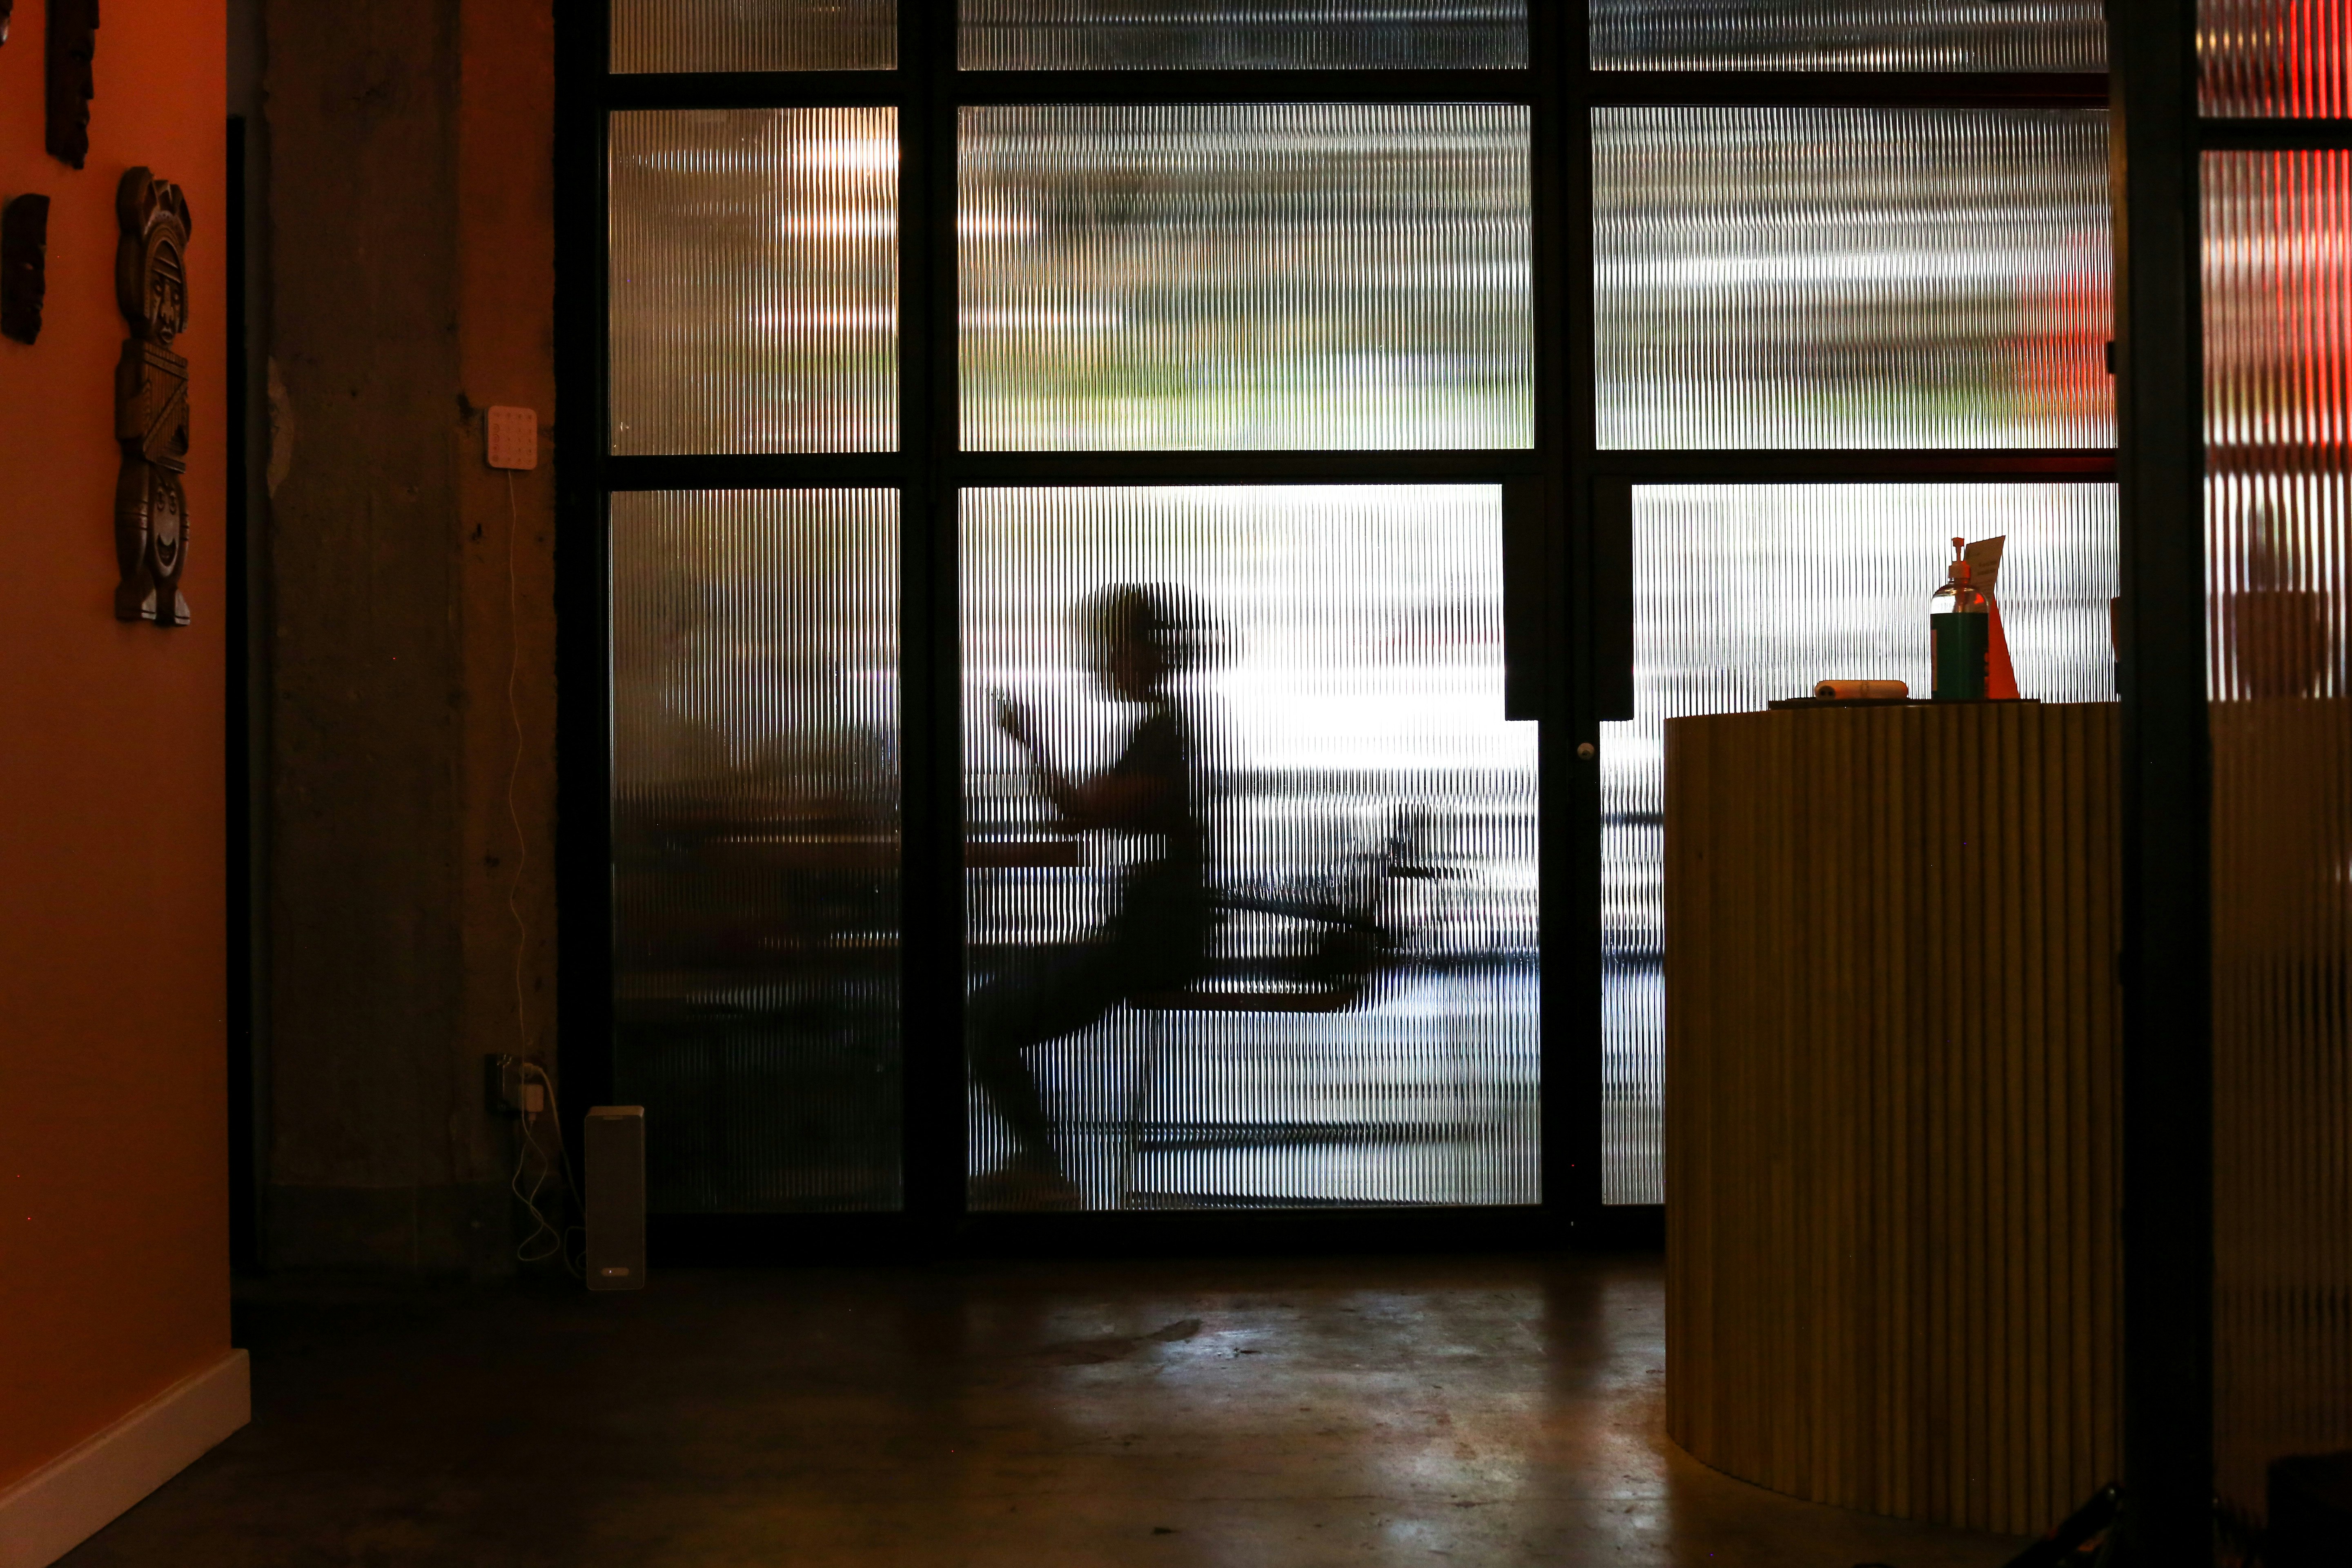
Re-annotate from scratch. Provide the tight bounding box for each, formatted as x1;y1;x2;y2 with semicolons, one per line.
602;451;2119;492
902;0;962;1232
2113;0;2215;1555
1528;0;1594;1231
1589;450;2120;482
592;67;2122;113
1557;6;1607;1217
555;0;621;1140
1583;69;2110;107
2199;116;2352;150
600;456;2129;501
607;453;1545;489
558;0;2122;1256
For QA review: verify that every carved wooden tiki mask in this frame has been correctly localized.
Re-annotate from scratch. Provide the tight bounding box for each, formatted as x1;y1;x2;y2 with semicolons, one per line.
115;168;192;626
2;195;47;345
45;0;98;169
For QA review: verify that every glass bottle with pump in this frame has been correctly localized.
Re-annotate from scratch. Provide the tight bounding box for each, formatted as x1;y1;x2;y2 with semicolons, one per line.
1931;536;1989;702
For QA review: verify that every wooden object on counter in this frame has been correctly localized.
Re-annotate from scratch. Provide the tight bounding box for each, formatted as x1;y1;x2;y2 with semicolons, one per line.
1665;701;2121;1537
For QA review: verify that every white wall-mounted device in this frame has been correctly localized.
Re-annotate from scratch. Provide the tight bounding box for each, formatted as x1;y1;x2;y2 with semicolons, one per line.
486;405;538;471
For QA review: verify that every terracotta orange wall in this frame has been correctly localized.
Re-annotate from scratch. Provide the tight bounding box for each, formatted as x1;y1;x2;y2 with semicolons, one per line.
0;0;230;1489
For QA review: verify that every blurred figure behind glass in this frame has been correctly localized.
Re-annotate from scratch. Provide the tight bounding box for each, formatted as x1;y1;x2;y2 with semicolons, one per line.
968;583;1232;1209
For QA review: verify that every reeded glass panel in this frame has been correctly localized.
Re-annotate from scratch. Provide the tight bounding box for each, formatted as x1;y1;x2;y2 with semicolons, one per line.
612;0;896;72
610;490;902;1213
2204;149;2352;1515
1601;483;2118;1203
1595;107;2114;450
611;109;898;455
961;486;1539;1210
1590;0;2107;71
960;104;1534;452
960;0;1528;69
2201;0;2350;116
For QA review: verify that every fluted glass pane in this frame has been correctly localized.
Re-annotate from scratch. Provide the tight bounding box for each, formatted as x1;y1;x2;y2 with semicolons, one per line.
960;104;1534;451
961;0;1528;69
1595;107;2114;450
611;109;898;455
962;486;1538;1211
610;490;902;1213
1602;482;2118;1204
612;0;896;72
2201;0;2351;116
1591;0;2106;71
2204;149;2352;1515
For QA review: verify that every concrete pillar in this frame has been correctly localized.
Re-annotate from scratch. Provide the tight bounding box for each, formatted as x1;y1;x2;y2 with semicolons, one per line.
259;0;556;1273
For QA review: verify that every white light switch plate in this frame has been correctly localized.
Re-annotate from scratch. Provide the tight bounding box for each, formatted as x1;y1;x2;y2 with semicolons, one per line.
486;405;538;471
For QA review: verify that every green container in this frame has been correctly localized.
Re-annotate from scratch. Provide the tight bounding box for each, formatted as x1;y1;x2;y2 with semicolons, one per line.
1932;612;1989;702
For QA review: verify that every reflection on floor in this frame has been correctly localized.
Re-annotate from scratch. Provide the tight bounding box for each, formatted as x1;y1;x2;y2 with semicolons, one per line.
67;1254;2027;1566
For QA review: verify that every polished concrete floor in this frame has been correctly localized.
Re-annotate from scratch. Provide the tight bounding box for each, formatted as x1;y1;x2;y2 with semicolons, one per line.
66;1253;2029;1566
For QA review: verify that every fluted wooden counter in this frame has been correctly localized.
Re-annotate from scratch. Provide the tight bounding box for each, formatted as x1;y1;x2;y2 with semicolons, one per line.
1664;702;2120;1537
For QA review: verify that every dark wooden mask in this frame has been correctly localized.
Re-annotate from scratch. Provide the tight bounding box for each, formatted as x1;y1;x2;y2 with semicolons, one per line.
2;195;49;345
116;169;191;345
45;0;98;169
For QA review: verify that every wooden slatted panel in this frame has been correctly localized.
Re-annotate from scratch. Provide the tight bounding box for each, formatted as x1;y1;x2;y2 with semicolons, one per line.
1664;702;2121;1536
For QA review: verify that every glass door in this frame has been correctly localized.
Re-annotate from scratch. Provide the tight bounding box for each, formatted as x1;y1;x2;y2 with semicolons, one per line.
568;2;1572;1234
962;485;1540;1209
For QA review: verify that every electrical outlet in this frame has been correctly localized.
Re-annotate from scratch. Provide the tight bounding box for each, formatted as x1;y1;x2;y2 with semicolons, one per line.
486;1053;526;1117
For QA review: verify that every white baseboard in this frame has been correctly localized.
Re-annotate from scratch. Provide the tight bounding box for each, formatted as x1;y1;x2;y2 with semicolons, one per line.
0;1350;251;1568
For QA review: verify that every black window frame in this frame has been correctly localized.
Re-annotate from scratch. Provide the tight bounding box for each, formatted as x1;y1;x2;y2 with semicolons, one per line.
554;0;2120;1261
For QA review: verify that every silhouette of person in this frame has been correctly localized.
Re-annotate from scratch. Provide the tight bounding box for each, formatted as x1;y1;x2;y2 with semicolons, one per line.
968;584;1230;1209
